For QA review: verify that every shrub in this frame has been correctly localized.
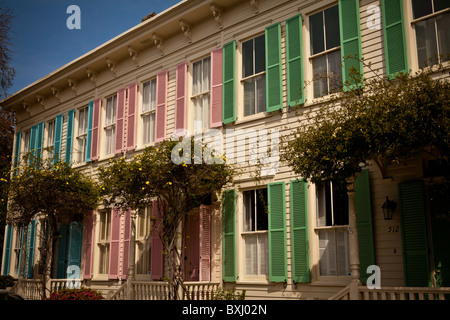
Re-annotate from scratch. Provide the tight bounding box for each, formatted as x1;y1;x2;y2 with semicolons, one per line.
0;275;16;289
46;287;104;300
210;288;246;300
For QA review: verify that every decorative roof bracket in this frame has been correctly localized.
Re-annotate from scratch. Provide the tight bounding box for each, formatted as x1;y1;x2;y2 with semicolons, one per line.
210;4;224;29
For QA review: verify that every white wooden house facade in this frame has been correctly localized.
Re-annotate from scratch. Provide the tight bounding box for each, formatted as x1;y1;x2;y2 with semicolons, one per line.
1;0;449;300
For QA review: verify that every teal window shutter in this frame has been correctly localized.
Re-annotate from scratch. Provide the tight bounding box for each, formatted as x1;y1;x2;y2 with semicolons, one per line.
290;180;310;283
338;0;364;90
54;114;63;162
398;181;431;287
67;222;83;278
265;22;283;112
86;101;94;162
56;224;68;279
36;122;45;160
286;14;304;107
2;224;13;275
13;132;22;176
355;169;375;284
66;109;75;165
26;221;37;279
222;189;236;282
268;182;287;282
222;41;236;124
29;125;37;159
381;0;409;77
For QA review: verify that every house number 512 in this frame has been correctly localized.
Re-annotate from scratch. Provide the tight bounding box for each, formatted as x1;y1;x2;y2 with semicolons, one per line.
388;226;399;233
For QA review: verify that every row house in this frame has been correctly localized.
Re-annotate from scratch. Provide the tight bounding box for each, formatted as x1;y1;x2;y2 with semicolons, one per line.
1;0;449;300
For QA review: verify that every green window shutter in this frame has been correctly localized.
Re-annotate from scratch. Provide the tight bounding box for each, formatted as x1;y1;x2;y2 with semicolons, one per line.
66;109;75;165
339;0;364;90
381;0;409;77
222;41;236;124
355;169;375;284
13;132;21;176
26;220;37;279
265;22;283;112
268;182;287;282
56;224;68;279
67;222;83;278
290;180;310;283
222;189;236;282
86;101;94;162
286;14;304;107
54;114;63;162
2;224;13;275
398;181;431;287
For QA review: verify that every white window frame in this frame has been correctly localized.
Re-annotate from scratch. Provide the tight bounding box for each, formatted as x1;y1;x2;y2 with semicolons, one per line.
314;181;351;279
308;4;343;99
241;34;266;117
76;106;89;164
141;78;157;146
104;95;117;156
241;188;269;281
191;56;211;131
410;0;450;68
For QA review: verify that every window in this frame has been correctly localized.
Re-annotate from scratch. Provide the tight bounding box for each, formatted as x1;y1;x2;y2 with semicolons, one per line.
192;57;211;130
242;35;266;116
142;79;157;145
98;211;111;275
242;188;268;277
136;205;152;275
411;0;450;68
76;106;89;163
47;120;55;149
23;130;30;153
309;5;342;98
37;219;49;275
14;226;23;275
315;179;350;277
104;95;117;155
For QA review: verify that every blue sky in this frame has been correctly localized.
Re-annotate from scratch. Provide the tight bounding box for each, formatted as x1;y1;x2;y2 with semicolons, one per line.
3;0;180;96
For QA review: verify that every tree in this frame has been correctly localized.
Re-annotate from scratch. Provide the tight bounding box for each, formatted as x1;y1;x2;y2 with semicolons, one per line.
0;7;16;99
283;66;449;184
98;137;234;299
7;151;100;298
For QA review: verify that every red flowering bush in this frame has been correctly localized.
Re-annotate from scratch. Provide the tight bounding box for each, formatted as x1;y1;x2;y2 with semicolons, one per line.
46;287;104;300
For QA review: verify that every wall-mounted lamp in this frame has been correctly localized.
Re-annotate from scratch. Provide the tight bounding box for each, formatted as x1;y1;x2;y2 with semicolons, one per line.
382;196;396;220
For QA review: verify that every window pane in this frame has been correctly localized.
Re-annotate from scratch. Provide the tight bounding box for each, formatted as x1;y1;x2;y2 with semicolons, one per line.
434;0;450;12
319;229;336;276
258;233;269;275
256;75;266;114
436;12;450;63
254;35;266;74
245;234;258;275
332;178;349;225
336;229;350;276
327;50;343;93
324;5;340;50
142;82;150;112
150;79;156;111
244;190;256;232
415;18;438;67
203;57;211;93
244;78;256;116
310;11;325;55
412;0;433;19
242;39;254;78
312;55;328;98
256;188;268;231
193;60;202;95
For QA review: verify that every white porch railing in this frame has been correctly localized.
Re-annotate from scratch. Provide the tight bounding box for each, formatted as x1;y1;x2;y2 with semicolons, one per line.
14;278;83;300
329;285;450;300
109;281;220;300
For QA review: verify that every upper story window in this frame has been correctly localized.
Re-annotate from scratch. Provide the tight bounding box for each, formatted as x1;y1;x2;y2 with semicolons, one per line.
142;78;157;145
76;106;89;163
192;56;211;130
242;188;268;278
46;120;55;149
315;179;350;277
309;5;342;98
242;34;266;116
104;95;117;156
411;0;450;68
23;130;30;154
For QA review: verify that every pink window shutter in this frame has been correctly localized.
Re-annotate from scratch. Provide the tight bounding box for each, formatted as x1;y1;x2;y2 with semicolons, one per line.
122;209;131;279
151;200;164;280
108;208;121;279
210;48;223;128
155;70;168;143
83;211;95;280
126;83;138;151
115;88;126;155
175;62;187;133
199;205;211;281
91;98;102;161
